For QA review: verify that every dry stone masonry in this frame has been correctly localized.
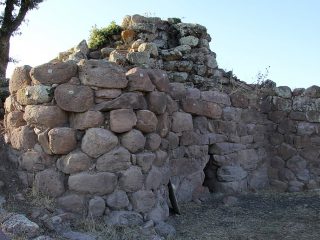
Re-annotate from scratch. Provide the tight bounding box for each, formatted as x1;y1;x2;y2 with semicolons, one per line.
3;14;320;225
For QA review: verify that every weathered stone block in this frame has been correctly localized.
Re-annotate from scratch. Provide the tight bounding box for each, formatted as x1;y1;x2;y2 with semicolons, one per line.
23;105;68;129
109;109;137;133
6;111;25;128
146;69;170;92
78;59;128;88
48;127;77;155
230;92;249;108
131;190;156;213
95;92;147;111
88;196;106;218
171;112;193;133
81;128;118;158
201;91;231;106
169;83;186;100
209;142;246;155
34;169;65;197
136;152;155;173
217;166;247;182
145;166;163;190
136;110;158;133
54;83;94;112
275;86;292;98
57;193;86;214
182;98;222;119
96;147;131;172
106;190;129;210
56;150;92;174
146;91;167;114
70;111;104;130
119;166;144;192
68;172;117;195
10;126;37;151
126;67;155;92
16;85;53;105
121;129;146;153
30;61;77;85
9;65;32;94
145;133;161;151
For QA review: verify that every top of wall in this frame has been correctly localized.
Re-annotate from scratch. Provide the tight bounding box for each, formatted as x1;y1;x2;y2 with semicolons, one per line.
54;14;264;94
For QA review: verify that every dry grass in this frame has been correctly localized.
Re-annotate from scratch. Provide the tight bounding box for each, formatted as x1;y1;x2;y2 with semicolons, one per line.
72;217;153;240
167;190;320;240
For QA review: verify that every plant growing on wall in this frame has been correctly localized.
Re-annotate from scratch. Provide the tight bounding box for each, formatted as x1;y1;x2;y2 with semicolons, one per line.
88;21;122;50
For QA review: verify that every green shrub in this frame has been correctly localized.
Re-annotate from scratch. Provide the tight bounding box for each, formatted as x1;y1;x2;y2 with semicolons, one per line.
88;21;122;50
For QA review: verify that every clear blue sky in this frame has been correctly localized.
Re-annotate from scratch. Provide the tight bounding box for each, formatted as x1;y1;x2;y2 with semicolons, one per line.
6;0;320;89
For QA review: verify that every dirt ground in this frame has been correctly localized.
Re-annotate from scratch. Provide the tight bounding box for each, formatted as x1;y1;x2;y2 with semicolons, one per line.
168;190;320;240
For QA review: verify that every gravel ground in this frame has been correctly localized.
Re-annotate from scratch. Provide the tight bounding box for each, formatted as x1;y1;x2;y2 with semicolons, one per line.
167;190;320;240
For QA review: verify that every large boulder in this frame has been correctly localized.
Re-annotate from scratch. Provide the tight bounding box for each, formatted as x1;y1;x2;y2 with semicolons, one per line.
119;166;144;192
57;193;86;214
78;59;128;88
146;69;170;92
96;147;131;172
201;91;231;106
6;111;26;128
121;129;146;153
34;169;65;197
81;128;118;158
9;65;32;94
171;112;193;133
109;109;137;133
126;67;155;92
16;85;53;105
146;92;167;114
70;111;104;130
182;98;222;119
131;190;156;213
106;190;129;210
54;83;94;112
48;127;77;155
68;172;117;195
10;126;37;151
30;61;77;85
136;152;156;173
1;213;40;238
56;150;92;174
23;105;68;129
217;166;248;182
136;110;158;133
95;92;147;111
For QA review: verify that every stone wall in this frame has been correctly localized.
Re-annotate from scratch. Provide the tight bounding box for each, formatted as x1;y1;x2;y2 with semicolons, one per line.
3;14;320;224
264;86;320;192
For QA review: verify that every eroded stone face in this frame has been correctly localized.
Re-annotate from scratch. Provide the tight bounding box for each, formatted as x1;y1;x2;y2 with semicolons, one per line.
48;127;77;155
109;109;137;133
23;105;68;129
68;172;117;195
78;59;128;88
9;65;32;94
81;128;118;158
30;61;78;85
34;169;65;197
54;83;94;112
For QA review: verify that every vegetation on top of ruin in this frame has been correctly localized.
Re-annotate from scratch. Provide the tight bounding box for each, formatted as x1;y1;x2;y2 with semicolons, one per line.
88;21;122;50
